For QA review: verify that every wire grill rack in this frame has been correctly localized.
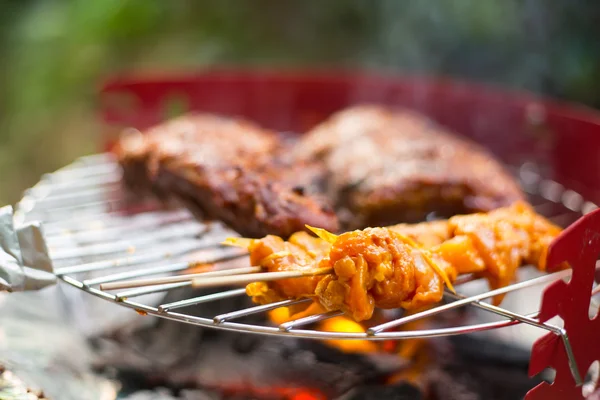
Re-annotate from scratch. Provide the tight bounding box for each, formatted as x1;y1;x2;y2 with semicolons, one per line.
13;153;600;382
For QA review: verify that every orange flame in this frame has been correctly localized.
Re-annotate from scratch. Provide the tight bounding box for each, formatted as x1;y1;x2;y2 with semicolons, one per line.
268;304;431;365
268;307;292;326
268;303;377;353
266;302;435;388
319;316;378;353
215;383;326;400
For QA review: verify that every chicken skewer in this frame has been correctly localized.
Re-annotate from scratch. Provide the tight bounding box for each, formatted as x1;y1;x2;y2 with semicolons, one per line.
224;201;562;322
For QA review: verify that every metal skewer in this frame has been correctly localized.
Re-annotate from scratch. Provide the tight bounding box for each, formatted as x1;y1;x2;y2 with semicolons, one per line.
192;267;334;288
100;266;263;290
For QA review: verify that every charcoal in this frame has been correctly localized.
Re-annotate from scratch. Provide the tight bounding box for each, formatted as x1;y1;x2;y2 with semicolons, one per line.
121;388;179;400
449;335;532;366
89;287;546;400
93;307;412;398
90;285;257;372
121;388;219;400
425;363;537;400
91;301;549;400
94;324;402;398
340;382;423;400
231;334;261;354
0;365;49;400
296;339;408;378
423;336;539;400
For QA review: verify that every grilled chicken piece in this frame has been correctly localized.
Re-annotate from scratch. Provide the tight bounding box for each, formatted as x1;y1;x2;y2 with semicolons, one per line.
293;105;525;228
114;113;338;237
232;201;562;321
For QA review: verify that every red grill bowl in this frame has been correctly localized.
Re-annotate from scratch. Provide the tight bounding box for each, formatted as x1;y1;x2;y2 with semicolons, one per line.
99;69;600;399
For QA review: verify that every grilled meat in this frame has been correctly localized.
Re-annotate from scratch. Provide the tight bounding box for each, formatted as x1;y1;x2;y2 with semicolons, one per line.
231;201;562;321
294;105;525;228
115;105;525;238
114;113;279;195
115;113;338;237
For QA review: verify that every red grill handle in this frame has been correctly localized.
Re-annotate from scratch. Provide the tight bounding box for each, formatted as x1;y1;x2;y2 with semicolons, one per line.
527;208;600;399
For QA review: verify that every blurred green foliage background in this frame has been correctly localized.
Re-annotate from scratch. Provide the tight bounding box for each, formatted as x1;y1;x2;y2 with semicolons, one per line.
1;0;599;204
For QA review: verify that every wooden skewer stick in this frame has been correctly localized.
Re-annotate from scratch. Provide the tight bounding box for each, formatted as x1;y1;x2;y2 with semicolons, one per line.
100;266;262;291
192;267;333;289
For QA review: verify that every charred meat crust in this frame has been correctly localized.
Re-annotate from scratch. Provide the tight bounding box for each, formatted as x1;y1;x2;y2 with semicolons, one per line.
153;160;338;238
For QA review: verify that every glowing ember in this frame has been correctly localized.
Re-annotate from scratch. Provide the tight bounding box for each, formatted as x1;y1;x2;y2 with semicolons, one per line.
268;307;292;325
264;297;437;390
268;302;329;326
215;384;326;400
266;302;432;366
319;316;378;353
267;304;379;353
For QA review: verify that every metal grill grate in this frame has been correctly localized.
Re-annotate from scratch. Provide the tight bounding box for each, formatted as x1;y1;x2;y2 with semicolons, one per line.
14;153;600;383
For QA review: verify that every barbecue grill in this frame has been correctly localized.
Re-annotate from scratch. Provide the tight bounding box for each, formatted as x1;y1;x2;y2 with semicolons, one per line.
11;70;600;399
